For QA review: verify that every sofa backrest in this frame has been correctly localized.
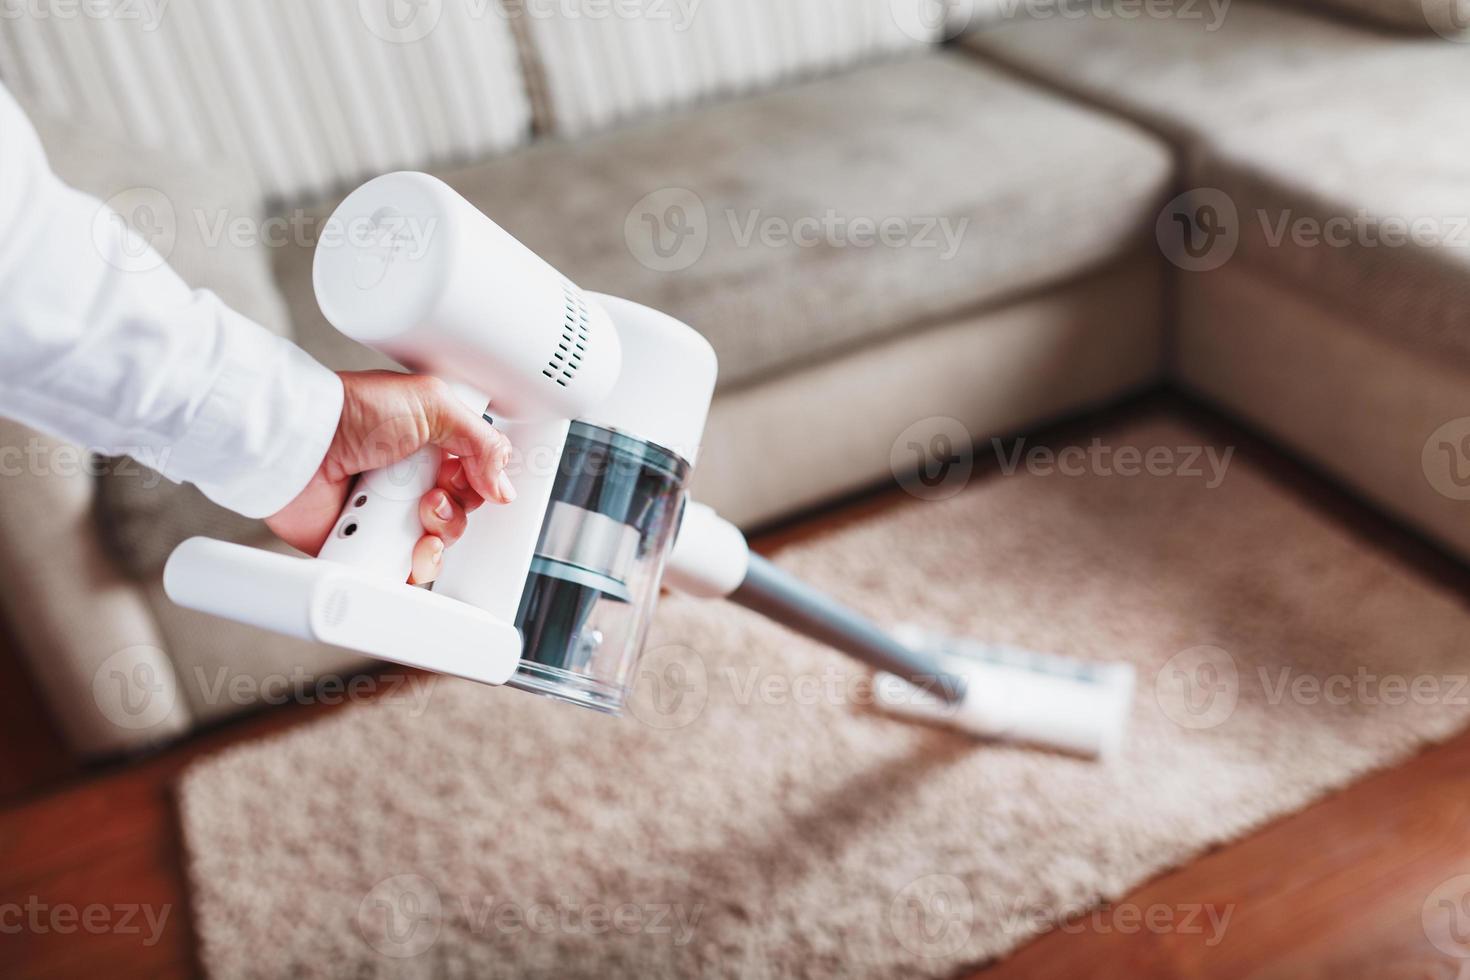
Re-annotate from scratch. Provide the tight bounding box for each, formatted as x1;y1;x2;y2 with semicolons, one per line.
0;0;534;204
510;0;944;137
0;1;943;204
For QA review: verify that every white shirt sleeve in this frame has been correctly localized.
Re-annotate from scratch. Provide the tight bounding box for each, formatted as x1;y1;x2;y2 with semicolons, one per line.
0;84;343;520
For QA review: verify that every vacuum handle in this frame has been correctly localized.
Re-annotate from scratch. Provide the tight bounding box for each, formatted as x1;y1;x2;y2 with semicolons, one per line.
315;382;491;582
316;446;442;581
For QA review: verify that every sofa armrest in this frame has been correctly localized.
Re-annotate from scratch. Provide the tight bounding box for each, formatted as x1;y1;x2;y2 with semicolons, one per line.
0;421;192;757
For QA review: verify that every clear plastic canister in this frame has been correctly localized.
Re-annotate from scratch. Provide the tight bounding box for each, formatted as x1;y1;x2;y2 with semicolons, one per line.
509;421;690;713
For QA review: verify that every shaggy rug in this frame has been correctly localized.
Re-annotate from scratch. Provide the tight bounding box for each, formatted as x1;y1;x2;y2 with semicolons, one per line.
178;416;1470;978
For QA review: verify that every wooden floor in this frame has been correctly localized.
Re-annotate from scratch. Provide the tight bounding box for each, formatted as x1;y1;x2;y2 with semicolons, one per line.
4;396;1470;979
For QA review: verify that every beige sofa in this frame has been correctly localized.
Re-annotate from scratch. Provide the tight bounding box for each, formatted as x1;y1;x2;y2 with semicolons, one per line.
0;0;1463;756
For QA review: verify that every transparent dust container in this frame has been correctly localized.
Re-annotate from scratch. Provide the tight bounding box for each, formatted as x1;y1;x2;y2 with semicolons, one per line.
509;421;690;713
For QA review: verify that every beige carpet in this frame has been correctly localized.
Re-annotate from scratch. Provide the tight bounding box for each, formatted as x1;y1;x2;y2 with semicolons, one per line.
179;416;1470;979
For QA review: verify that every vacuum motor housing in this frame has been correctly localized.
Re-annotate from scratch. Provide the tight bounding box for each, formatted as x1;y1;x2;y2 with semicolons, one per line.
314;174;718;713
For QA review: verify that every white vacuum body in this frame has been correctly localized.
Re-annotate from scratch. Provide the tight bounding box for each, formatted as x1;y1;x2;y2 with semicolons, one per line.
168;172;716;713
164;173;1135;756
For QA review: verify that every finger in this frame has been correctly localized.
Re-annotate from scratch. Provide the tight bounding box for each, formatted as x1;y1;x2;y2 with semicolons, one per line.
436;457;486;515
419;488;468;546
418;380;517;505
409;534;446;586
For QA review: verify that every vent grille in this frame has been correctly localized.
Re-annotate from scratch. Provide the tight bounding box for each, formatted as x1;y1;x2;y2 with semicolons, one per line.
321;588;351;629
543;283;590;388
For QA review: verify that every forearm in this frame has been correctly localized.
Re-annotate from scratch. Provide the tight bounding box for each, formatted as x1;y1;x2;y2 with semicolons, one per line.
0;85;342;519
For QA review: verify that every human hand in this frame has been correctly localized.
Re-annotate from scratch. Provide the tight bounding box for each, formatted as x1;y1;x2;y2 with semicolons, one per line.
266;371;516;584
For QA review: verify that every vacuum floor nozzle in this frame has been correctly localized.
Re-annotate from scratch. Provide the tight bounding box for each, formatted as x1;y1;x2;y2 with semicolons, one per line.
874;627;1136;759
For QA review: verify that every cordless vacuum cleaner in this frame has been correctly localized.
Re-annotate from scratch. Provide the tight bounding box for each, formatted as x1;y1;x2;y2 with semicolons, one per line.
163;173;1134;758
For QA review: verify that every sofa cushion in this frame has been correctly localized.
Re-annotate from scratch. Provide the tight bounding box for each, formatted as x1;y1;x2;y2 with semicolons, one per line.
1177;263;1470;565
0;0;533;204
509;0;941;136
963;0;1415;145
964;2;1470;369
353;52;1170;393
0;419;192;756
1195;51;1470;370
692;252;1165;527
